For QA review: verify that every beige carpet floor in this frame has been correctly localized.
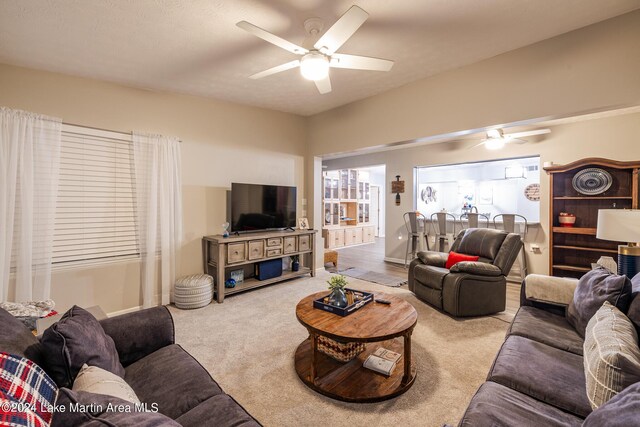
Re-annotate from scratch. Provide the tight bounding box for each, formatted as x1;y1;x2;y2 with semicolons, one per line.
169;271;508;427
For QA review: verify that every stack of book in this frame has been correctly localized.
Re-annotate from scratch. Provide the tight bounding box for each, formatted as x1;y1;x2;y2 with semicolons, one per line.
363;347;402;376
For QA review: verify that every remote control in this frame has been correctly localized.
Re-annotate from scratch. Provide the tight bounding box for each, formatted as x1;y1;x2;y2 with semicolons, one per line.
375;299;391;305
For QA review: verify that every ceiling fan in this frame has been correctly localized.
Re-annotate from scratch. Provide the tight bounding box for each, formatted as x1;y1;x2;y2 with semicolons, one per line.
473;128;551;150
236;5;394;94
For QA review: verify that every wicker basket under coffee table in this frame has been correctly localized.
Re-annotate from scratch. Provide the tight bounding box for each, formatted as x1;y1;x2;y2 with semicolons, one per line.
295;291;417;403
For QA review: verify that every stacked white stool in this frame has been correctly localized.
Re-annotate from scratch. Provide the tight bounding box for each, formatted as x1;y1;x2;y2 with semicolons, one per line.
174;274;214;309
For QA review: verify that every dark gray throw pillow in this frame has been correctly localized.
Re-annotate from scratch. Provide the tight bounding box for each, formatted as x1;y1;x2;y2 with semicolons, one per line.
582;382;640;426
566;267;632;337
626;273;640;336
41;306;125;388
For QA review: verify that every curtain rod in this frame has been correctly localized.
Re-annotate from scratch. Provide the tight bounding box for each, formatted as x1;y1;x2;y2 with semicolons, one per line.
63;122;183;143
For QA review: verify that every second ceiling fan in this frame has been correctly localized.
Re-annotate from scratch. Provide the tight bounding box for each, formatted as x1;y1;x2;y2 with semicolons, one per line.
473;128;551;150
237;5;394;94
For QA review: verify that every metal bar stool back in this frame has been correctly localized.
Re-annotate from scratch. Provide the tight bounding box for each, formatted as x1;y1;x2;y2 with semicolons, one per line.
430;212;457;252
459;212;489;230
493;214;529;280
403;212;428;267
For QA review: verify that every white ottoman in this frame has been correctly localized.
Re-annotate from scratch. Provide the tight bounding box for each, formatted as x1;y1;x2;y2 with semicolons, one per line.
174;274;214;309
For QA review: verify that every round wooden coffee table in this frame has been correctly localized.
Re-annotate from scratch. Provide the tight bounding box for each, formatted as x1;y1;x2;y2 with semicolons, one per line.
295;291;418;403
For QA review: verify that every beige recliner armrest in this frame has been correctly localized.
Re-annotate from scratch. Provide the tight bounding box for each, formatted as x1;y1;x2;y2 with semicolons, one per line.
523;274;578;306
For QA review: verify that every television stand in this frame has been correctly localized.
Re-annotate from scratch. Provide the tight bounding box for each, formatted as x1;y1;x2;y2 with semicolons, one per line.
202;229;317;303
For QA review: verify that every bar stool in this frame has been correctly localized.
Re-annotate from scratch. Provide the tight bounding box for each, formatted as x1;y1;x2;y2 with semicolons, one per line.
459;212;490;230
493;214;528;280
430;212;457;252
460;205;478;216
404;212;429;267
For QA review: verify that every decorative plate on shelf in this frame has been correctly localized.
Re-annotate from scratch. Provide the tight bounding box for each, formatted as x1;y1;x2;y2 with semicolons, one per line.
524;183;540;201
572;168;613;195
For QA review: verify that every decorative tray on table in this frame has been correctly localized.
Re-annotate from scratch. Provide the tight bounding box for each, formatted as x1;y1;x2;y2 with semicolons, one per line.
313;289;374;316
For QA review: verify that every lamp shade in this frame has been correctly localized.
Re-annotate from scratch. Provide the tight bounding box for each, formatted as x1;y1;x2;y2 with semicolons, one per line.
596;209;640;243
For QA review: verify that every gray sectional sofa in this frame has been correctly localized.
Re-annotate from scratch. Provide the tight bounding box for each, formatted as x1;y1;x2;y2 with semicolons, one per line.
458;273;640;426
0;305;261;426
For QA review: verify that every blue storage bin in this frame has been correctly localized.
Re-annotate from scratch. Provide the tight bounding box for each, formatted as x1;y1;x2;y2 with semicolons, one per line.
255;258;283;280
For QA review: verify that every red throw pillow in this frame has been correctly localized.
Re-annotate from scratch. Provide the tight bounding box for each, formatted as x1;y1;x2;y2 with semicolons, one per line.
446;251;480;269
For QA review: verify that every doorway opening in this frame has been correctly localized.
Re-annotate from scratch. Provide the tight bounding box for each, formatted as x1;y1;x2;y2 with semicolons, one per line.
321;164;404;283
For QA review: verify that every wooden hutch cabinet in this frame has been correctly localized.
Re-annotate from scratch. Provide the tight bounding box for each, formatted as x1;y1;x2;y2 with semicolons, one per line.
322;169;375;249
545;158;640;278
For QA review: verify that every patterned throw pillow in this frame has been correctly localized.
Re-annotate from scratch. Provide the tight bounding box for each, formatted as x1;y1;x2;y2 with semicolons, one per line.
72;364;140;404
0;352;58;427
584;302;640;409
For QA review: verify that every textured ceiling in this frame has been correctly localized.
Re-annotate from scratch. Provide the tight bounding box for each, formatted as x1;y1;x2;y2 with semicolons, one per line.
0;1;638;116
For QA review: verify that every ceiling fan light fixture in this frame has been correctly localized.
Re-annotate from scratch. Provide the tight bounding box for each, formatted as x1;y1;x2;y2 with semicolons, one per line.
485;138;506;150
300;52;329;81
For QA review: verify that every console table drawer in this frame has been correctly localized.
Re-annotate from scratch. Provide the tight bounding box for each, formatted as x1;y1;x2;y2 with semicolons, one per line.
283;236;297;254
227;243;246;264
266;237;282;247
248;240;265;260
298;235;310;251
266;248;282;257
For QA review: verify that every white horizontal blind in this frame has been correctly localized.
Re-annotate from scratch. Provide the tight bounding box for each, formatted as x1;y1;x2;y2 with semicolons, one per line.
52;124;139;265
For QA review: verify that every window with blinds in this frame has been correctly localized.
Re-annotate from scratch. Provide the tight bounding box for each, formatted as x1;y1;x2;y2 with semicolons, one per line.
53;124;139;266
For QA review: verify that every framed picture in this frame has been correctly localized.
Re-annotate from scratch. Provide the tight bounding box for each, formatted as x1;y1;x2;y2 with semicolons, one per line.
298;217;309;230
478;185;493;205
230;269;244;283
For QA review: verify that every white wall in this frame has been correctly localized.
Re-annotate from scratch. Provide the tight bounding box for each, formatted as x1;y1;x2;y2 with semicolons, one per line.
367;165;386;237
0;63;306;313
323;111;640;274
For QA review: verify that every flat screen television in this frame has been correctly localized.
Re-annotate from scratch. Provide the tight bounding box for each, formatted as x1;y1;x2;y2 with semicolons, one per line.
231;183;297;233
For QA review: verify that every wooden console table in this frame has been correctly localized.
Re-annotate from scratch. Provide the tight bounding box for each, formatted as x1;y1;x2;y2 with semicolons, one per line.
202;230;317;303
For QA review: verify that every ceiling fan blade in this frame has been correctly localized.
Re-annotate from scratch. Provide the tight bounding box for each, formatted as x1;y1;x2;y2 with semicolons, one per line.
507;129;551;139
507;137;528;144
314;5;369;55
249;60;300;79
330;53;393;71
314;75;332;94
468;140;488;150
237;21;308;55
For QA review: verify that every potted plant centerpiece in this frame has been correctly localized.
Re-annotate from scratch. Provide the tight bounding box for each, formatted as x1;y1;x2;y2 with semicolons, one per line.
327;275;349;308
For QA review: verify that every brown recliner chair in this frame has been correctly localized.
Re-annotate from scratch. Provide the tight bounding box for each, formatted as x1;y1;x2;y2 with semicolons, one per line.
408;228;522;317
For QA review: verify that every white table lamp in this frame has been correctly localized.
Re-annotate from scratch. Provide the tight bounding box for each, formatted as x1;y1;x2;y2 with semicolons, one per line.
596;209;640;277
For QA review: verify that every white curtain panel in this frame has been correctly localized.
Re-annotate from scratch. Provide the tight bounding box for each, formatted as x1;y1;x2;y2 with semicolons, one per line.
0;107;61;302
132;132;182;308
